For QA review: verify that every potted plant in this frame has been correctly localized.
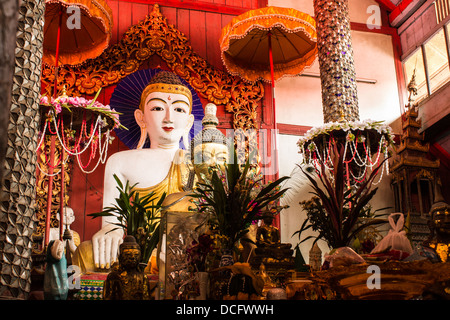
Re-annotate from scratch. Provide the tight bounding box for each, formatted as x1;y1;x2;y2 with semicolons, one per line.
88;174;165;265
191;150;289;258
294;144;388;250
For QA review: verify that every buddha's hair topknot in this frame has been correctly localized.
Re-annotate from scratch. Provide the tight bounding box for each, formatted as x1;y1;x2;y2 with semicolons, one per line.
148;71;185;86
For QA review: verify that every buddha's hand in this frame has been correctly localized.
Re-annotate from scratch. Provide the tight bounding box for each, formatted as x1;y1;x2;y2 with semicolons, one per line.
91;225;124;269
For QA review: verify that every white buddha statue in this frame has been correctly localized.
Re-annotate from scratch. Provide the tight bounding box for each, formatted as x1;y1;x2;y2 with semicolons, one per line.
73;71;195;272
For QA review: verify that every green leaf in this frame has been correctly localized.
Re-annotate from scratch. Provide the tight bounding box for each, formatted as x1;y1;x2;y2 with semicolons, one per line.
255;176;290;200
87;211;116;218
113;173;123;190
86;87;103;108
299;235;317;244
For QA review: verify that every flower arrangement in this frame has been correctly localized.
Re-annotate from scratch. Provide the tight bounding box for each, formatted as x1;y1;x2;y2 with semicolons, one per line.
37;89;127;174
297;119;395;151
39;90;125;130
186;233;215;272
297;119;395;189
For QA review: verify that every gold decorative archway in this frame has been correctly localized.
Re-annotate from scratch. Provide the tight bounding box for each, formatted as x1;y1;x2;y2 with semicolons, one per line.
40;3;264;130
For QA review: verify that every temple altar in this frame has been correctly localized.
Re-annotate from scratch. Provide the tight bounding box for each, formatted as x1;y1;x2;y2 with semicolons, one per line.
1;0;450;308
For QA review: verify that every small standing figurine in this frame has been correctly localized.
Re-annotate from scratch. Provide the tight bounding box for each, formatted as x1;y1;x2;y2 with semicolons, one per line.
103;236;151;300
48;207;80;255
44;240;68;300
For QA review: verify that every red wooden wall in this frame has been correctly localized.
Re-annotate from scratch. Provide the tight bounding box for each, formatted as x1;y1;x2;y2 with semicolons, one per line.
66;0;270;241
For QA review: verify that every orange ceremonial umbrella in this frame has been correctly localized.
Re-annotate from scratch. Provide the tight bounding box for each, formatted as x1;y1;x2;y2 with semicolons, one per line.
220;6;318;182
219;6;317;84
43;0;113;67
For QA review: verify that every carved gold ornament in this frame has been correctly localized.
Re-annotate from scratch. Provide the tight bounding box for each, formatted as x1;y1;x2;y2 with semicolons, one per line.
35;137;71;239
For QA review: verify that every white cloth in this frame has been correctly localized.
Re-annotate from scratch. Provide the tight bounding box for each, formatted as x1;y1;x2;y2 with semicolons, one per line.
371;213;413;254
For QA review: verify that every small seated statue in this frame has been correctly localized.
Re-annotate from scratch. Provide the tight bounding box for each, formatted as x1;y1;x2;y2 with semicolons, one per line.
256;216;291;251
103;235;151;300
256;216;282;247
424;184;450;262
252;215;294;275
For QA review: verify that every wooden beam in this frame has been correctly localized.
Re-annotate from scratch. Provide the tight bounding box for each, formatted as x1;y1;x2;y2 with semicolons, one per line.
116;0;253;15
376;0;421;26
350;21;398;36
430;142;450;169
389;0;416;24
277;123;312;136
375;0;398;11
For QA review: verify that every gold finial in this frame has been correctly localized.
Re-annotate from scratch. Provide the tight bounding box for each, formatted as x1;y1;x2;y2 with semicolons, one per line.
152;3;160;14
407;69;418;105
339;110;346;123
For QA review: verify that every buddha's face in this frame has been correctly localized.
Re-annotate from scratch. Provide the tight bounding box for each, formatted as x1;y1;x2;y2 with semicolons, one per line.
193;142;228;182
134;91;194;148
120;248;141;269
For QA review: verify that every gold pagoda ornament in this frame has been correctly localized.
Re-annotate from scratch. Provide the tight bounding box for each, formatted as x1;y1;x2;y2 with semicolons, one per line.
390;72;440;246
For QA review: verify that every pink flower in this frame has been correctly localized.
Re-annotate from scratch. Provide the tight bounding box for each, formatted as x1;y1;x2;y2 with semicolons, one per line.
58;97;68;105
111;112;120;129
40;96;49;104
70;96;83;107
54;103;62;114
